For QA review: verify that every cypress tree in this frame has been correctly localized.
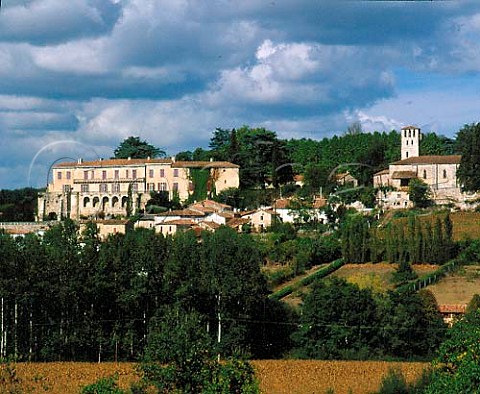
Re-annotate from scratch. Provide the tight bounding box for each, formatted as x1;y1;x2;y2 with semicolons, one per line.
415;219;423;263
433;217;444;264
444;213;454;260
424;221;433;263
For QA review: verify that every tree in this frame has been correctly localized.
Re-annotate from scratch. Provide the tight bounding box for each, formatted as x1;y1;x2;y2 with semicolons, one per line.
113;136;165;159
456;122;480;192
141;307;259;393
466;294;480;314
379;290;446;359
293;278;379;359
426;311;480;393
408;178;432;208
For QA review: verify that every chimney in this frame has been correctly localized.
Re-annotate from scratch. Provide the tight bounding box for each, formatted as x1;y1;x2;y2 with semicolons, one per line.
128;156;131;160
99;158;103;162
147;156;151;160
77;158;83;164
171;156;176;163
210;157;213;162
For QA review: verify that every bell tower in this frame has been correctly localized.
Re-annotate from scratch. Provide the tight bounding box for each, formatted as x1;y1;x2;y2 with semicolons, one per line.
401;125;420;160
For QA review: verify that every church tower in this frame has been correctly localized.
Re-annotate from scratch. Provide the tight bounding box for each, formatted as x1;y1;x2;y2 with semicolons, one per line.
401;125;420;160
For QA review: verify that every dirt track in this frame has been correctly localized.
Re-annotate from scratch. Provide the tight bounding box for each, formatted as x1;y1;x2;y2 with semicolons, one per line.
4;360;428;394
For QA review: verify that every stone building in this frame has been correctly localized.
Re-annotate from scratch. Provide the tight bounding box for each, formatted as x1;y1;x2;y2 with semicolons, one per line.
373;126;464;208
37;157;239;220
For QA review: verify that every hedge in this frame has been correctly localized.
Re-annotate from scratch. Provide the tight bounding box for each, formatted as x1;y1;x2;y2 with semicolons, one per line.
268;258;345;301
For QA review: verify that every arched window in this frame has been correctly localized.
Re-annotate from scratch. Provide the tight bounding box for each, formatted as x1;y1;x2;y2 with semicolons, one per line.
93;197;100;208
112;196;119;208
423;170;427;179
102;196;109;210
83;197;90;208
443;169;447;179
121;196;128;208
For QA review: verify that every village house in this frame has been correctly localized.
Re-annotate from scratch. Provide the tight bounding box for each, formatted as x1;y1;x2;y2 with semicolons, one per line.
438;304;467;326
373;126;470;209
240;208;279;232
37;157;239;221
79;219;133;240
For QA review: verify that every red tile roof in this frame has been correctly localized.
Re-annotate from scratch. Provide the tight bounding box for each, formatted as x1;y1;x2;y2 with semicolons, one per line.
157;209;205;217
374;169;390;176
54;158;239;168
56;158;171;167
392;155;461;165
159;219;196;226
438;304;467;314
227;218;250;228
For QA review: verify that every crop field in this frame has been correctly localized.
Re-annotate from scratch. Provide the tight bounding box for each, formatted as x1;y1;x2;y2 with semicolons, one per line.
428;265;480;305
331;263;438;293
2;360;428;394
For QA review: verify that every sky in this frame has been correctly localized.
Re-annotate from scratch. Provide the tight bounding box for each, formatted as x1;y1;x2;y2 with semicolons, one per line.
2;0;480;189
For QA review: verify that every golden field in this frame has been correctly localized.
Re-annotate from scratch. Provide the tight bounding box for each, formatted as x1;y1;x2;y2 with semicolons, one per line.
1;360;428;394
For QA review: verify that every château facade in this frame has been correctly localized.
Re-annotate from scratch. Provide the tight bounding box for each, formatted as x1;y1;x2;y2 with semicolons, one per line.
373;126;463;208
37;157;239;220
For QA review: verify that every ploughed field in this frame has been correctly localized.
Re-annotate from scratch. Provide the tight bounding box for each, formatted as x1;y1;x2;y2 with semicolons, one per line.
4;360;428;394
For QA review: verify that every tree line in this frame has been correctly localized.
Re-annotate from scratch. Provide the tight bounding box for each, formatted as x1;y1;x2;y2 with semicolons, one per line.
0;222;292;362
341;214;455;265
0;219;455;363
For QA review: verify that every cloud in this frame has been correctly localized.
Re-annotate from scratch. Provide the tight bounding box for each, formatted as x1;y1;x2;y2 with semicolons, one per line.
0;0;122;45
2;1;480;189
206;40;395;119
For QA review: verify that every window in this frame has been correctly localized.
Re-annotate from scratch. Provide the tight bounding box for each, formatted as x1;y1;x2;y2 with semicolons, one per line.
160;169;165;177
132;183;138;192
149;169;154;178
114;170;119;179
423;170;427;179
63;185;70;192
100;183;108;193
173;169;179;177
126;170;129;178
173;182;179;191
81;184;89;193
159;182;167;191
102;170;107;180
84;171;89;180
91;170;94;179
413;130;415;137
112;183;120;193
148;183;155;191
132;169;137;179
66;171;71;180
57;172;62;180
406;152;409;158
443;169;447;179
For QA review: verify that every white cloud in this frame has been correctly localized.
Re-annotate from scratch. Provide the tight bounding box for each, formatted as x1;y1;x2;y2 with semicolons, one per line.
31;39;108;74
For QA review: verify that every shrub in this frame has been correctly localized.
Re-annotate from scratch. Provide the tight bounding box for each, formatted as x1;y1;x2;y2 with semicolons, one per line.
81;375;126;394
377;368;408;394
